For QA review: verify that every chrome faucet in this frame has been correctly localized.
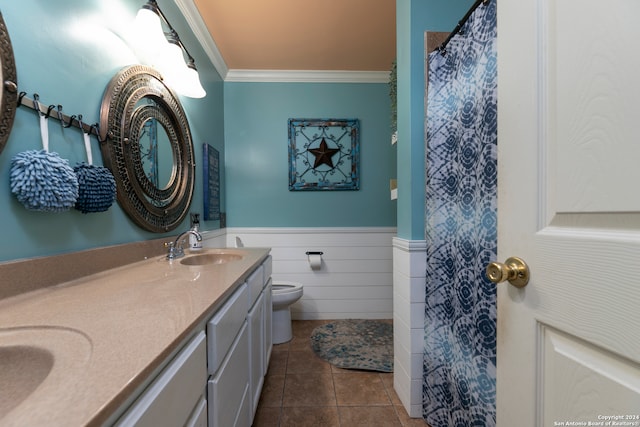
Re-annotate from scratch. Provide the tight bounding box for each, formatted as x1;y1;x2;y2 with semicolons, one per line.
166;229;203;260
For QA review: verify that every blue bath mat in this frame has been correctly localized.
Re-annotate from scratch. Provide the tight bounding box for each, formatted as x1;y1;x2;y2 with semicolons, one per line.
310;319;393;372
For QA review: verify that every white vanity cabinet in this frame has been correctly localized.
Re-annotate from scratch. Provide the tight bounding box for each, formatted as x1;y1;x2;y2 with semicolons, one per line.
111;255;272;427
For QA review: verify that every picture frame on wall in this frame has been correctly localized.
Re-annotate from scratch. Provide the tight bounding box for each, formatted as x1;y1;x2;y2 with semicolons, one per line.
288;118;360;191
203;143;220;221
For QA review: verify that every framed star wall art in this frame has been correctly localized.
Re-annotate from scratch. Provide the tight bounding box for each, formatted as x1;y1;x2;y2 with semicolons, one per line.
288;118;360;191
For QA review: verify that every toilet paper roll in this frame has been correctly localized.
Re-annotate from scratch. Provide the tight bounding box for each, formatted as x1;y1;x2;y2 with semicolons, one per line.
308;254;322;270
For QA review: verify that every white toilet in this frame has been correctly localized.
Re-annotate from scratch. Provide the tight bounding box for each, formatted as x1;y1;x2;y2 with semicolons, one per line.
271;281;304;344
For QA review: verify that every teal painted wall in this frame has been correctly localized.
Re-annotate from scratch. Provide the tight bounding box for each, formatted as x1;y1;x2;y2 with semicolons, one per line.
224;82;396;227
395;0;474;240
0;1;224;262
0;0;473;261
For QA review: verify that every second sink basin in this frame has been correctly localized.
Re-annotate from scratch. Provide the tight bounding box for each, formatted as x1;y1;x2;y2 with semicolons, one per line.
0;327;93;420
0;345;54;417
179;252;243;266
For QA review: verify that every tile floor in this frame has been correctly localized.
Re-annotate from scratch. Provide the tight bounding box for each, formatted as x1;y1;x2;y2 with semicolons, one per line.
252;320;430;427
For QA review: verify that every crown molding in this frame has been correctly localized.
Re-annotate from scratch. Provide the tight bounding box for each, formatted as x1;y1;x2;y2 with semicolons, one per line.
174;0;229;79
226;226;397;234
225;69;391;83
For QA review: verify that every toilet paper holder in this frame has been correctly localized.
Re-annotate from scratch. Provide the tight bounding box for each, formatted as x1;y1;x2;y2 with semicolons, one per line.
305;251;323;270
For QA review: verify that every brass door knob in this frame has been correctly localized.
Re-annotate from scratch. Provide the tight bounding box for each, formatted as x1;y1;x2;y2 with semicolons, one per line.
486;256;530;288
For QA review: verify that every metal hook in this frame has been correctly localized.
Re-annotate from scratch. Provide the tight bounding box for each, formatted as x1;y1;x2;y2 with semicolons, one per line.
56;105;64;124
63;114;76;128
17;91;26;107
91;123;107;143
77;114;85;134
45;105;56;119
32;93;42;116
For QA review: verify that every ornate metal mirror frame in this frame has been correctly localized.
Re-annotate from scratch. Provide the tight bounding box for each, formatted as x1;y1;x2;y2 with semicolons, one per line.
0;12;17;155
100;65;195;232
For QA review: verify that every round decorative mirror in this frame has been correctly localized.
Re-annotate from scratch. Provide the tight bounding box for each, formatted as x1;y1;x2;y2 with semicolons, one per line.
0;12;18;155
99;65;195;232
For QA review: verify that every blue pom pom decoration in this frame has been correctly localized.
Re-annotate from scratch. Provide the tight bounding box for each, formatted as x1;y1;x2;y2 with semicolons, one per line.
74;163;117;213
10;149;79;212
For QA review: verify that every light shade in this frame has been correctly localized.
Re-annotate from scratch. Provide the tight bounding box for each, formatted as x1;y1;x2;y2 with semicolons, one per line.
132;7;168;63
132;1;207;99
180;64;207;99
157;41;206;98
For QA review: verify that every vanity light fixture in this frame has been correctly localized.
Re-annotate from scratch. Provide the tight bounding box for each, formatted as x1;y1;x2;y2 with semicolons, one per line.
134;0;206;98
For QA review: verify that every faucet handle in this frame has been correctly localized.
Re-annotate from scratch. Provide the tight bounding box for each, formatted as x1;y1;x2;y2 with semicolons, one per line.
165;241;181;260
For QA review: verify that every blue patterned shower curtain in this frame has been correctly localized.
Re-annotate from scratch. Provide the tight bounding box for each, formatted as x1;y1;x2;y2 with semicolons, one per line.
423;1;497;426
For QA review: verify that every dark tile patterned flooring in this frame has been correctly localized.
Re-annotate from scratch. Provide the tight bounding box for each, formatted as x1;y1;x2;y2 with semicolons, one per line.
252;320;430;427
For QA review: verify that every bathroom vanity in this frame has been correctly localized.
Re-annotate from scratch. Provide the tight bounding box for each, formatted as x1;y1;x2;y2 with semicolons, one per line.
0;247;272;427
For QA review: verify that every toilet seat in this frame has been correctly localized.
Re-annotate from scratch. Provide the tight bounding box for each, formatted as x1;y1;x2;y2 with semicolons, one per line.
273;281;302;294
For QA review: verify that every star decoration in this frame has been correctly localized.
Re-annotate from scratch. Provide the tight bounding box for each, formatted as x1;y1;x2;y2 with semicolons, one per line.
309;138;340;169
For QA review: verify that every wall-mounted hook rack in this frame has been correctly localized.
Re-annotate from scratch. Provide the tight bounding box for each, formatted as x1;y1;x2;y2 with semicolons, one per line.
17;92;105;141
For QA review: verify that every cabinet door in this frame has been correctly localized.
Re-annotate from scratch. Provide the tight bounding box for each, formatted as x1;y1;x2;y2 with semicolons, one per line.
208;322;250;427
263;278;273;369
115;332;207;427
248;291;265;418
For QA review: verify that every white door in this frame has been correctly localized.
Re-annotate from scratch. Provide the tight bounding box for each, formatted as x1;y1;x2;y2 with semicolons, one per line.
497;0;640;425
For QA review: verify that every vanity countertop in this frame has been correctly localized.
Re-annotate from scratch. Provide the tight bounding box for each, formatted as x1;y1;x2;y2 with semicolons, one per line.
0;247;270;427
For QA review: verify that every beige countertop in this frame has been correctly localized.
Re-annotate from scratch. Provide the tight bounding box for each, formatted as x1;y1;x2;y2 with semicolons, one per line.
0;247;270;427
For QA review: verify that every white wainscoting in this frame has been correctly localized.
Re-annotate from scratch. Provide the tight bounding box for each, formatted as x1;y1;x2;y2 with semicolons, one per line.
393;237;426;418
224;227;396;320
200;228;227;249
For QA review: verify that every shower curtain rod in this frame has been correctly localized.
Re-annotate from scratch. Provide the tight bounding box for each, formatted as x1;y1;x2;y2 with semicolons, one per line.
437;0;489;55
